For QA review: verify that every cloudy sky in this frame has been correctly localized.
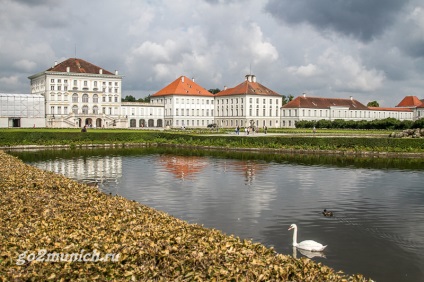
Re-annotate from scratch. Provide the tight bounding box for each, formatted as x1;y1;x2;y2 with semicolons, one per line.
1;0;424;106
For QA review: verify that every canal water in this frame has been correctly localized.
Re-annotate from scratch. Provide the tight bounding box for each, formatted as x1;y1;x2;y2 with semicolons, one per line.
10;148;424;281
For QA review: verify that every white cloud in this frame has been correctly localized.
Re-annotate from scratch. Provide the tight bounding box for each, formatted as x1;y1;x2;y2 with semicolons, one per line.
287;64;321;78
0;0;423;106
13;59;37;72
318;48;386;92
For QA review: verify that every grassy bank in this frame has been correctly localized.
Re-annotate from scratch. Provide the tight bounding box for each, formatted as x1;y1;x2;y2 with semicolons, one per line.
0;128;423;153
0;151;370;281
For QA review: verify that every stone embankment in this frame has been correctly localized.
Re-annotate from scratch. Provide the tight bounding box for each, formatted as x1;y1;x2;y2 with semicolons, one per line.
0;150;371;281
389;128;424;138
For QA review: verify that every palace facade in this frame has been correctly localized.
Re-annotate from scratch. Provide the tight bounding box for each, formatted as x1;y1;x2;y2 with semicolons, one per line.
1;57;423;128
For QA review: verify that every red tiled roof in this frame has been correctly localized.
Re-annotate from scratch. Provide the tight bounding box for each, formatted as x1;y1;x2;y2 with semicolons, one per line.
152;76;214;97
282;96;368;110
368;107;412;112
396;96;423;108
46;58;115;75
215;76;281;97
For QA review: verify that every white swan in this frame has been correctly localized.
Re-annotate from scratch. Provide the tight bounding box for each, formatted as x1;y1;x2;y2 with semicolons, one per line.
288;223;327;252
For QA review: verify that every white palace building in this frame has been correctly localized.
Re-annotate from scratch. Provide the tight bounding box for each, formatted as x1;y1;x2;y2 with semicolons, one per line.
0;58;423;128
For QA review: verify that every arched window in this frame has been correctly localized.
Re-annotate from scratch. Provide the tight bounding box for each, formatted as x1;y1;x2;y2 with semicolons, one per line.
82;105;88;114
72;94;78;103
93;94;98;103
130;119;136;127
93;106;99;114
82;94;89;103
72;105;78;114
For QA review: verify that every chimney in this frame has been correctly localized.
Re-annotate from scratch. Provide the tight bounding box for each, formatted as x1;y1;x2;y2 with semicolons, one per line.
181;76;185;83
350;96;353;100
54;61;58;66
252;75;256;83
245;75;252;82
303;93;306;97
192;77;195;82
66;67;70;72
115;70;119;75
99;69;103;74
224;86;227;90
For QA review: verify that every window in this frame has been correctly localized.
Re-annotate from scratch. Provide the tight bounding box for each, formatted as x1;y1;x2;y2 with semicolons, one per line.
115;82;118;86
109;96;112;102
57;94;61;101
84;81;88;86
73;80;77;86
72;105;78;114
93;94;98;103
58;106;62;115
102;96;106;102
57;85;61;91
93;106;99;114
82;105;88;114
50;94;55;101
51;79;54;83
114;96;118;102
50;86;54;90
72;94;78;103
94;81;97;87
51;106;54;115
64;86;68;91
64;106;68;114
82;94;89;103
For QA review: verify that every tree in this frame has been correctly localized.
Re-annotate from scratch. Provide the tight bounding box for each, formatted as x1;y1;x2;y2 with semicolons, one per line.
208;88;221;94
367;101;380;107
121;95;136;102
138;95;151;103
282;95;294;105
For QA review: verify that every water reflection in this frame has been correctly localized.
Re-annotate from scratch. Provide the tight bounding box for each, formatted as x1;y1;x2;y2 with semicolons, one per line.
8;147;424;281
292;247;326;259
158;155;208;180
34;155;122;187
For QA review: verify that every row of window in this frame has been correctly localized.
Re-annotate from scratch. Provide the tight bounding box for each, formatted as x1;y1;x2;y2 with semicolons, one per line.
173;109;212;117
174;120;213;127
216;98;280;105
173;98;213;105
283;109;412;119
50;79;119;87
217;108;279;117
50;105;115;115
50;85;118;93
50;93;119;103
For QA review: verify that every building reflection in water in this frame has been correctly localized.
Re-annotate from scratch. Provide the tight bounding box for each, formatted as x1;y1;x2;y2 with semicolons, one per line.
158;155;209;180
34;156;122;187
228;160;267;185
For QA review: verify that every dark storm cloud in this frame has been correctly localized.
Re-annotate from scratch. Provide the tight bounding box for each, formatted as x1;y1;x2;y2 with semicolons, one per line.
265;0;410;42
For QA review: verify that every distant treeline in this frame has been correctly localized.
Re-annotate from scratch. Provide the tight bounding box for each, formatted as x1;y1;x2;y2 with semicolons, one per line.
296;118;424;130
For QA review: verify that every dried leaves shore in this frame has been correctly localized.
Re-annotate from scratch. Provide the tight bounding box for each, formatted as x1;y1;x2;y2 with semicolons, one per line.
0;151;370;281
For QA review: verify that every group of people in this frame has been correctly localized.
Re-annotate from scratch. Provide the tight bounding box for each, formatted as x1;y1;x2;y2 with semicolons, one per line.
234;125;268;135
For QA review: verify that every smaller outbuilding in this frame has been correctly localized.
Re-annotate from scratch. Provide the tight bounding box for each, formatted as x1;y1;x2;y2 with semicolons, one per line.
0;93;46;128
